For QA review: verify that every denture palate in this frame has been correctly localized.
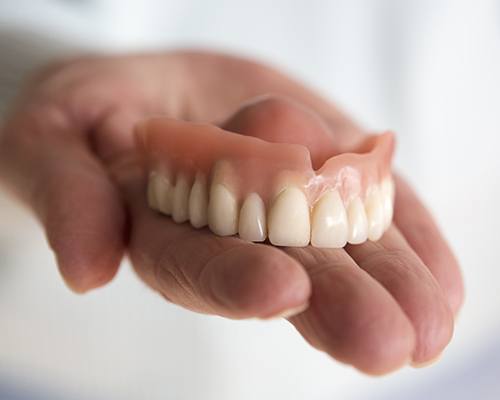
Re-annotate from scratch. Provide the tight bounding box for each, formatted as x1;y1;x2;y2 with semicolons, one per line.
139;118;395;248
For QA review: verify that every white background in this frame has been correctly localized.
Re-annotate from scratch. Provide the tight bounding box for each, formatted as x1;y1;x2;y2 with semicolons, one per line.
1;1;499;399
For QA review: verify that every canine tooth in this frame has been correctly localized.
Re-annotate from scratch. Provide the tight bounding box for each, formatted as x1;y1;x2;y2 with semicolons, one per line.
189;173;208;228
365;186;385;241
268;187;310;247
381;177;395;229
208;184;238;236
347;196;368;244
311;190;348;248
172;173;190;223
238;193;267;242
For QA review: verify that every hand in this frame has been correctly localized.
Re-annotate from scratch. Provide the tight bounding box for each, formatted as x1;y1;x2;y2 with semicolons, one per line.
0;52;463;374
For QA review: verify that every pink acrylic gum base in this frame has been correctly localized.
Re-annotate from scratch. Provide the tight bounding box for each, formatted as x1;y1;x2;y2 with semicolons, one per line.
137;117;395;207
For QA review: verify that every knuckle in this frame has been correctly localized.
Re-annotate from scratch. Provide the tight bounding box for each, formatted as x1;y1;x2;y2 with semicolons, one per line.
247;95;299;125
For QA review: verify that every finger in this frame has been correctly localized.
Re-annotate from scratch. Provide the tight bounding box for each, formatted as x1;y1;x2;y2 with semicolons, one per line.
223;94;366;160
393;175;464;315
0;105;125;292
285;246;415;375
223;96;414;373
96;106;311;318
112;160;311;319
345;226;455;365
180;51;364;141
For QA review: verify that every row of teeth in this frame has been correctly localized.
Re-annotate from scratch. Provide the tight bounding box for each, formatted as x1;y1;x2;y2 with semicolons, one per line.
147;171;394;248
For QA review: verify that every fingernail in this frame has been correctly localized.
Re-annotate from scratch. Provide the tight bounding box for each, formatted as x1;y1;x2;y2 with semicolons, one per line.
410;352;443;368
262;302;310;320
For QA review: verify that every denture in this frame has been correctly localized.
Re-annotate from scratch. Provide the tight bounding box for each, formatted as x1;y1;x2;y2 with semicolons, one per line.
138;117;395;248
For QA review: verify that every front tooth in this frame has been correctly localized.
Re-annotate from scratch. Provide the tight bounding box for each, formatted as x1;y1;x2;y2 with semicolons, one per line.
208;184;238;236
347;196;368;244
147;171;172;214
365;186;385;241
189;173;208;228
311;190;348;248
172;173;190;223
268;187;310;247
381;177;395;229
238;193;267;242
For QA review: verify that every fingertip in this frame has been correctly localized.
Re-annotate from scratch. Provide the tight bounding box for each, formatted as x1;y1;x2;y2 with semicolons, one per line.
37;168;127;294
450;285;465;318
410;299;454;365
293;257;416;376
54;236;124;293
203;245;311;319
341;311;416;376
437;252;465;317
410;352;443;369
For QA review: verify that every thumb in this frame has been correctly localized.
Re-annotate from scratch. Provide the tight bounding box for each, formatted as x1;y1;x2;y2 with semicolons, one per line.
0;104;126;292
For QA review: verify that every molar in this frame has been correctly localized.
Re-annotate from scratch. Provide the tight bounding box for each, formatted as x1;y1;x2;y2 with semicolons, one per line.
365;185;385;241
189;172;208;228
311;190;348;248
347;196;368;244
238;193;267;242
268;187;311;247
172;172;190;223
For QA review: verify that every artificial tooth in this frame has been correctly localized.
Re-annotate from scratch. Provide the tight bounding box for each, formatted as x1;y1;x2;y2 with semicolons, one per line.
381;177;395;229
157;178;173;215
147;171;172;214
347;196;368;244
172;173;190;223
147;172;159;210
310;190;348;248
268;187;310;247
365;186;385;241
189;173;208;228
238;193;267;242
208;184;238;236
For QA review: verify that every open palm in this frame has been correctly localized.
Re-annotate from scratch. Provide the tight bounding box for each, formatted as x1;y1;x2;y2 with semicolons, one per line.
0;52;463;374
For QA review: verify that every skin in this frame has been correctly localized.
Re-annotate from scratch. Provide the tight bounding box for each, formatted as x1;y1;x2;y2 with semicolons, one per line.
0;52;464;375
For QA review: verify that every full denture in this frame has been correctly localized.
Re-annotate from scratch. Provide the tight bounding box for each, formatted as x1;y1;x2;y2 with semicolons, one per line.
138;117;395;248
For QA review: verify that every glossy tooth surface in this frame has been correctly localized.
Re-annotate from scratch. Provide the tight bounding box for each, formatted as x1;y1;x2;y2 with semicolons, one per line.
172;173;190;223
208;184;238;236
148;171;172;214
238;193;267;242
381;177;395;229
347;196;368;244
189;173;208;228
268;187;310;247
365;186;385;241
311;190;348;248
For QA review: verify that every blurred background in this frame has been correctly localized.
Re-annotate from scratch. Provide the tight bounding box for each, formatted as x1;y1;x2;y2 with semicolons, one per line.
0;0;499;399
